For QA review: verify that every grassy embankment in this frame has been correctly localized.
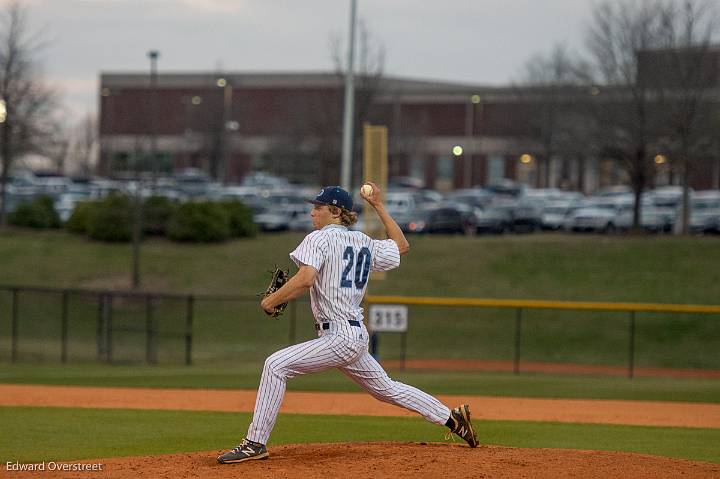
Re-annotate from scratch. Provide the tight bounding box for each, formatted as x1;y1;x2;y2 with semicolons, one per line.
1;229;717;368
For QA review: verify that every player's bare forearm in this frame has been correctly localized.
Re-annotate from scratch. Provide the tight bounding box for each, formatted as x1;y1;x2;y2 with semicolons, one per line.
262;266;316;310
361;182;410;255
373;203;410;255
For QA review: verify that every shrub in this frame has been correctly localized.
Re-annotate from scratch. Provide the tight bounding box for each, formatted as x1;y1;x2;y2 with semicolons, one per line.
143;196;178;236
65;201;98;234
168;201;230;242
219;200;258;238
8;196;60;229
88;194;134;242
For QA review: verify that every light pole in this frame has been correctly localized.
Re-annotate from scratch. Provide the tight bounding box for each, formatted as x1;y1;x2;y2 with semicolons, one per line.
132;50;159;290
148;50;160;188
463;94;481;188
216;77;234;184
519;153;534;186
340;0;357;190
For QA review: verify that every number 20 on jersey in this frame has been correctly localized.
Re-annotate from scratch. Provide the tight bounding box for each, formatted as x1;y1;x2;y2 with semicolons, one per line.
340;246;371;289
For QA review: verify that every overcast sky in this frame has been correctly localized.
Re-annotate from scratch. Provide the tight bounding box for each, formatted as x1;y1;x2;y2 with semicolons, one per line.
17;0;595;119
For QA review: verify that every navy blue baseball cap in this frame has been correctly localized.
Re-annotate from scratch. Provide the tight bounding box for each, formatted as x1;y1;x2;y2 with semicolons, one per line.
306;186;353;211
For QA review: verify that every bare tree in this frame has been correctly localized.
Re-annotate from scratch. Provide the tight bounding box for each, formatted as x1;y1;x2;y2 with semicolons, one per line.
73;114;98;176
331;20;386;185
45;122;70;174
654;0;720;233
516;44;593;188
585;0;669;229
259;24;384;187
0;1;58;226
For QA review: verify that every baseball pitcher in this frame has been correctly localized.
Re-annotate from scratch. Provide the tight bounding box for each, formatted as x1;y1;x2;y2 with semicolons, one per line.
218;183;478;464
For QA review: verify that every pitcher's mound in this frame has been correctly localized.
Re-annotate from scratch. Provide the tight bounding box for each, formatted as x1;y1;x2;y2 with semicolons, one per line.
11;442;719;478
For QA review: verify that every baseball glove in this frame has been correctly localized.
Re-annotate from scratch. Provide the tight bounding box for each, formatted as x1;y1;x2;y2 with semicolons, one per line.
260;267;289;318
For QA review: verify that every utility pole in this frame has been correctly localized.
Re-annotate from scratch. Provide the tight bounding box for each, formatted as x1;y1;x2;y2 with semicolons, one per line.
340;0;357;190
132;50;159;289
216;77;233;184
148;50;159;191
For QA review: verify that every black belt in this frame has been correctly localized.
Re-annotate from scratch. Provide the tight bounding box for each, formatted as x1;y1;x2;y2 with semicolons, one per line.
315;320;361;331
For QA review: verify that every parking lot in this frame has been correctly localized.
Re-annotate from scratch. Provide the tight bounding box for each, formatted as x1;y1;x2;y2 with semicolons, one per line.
3;169;719;236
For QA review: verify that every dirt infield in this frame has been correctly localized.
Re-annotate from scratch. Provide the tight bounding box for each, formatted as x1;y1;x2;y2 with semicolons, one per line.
4;443;719;479
3;385;719;478
1;384;719;428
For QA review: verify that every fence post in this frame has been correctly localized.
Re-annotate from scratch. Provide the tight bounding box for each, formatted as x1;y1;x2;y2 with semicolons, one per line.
61;290;69;363
11;288;18;363
96;293;104;361
628;311;636;379
106;294;114;364
513;308;522;374
185;295;194;366
145;295;157;365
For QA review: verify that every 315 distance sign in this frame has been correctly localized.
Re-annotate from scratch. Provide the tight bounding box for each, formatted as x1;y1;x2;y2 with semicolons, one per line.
368;305;408;332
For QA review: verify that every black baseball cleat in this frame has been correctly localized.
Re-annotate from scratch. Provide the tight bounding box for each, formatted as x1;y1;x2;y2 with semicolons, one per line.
217;438;269;464
447;404;479;448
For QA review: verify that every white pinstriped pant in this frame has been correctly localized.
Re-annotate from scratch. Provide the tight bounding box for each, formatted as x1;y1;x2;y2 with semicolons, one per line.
246;321;451;445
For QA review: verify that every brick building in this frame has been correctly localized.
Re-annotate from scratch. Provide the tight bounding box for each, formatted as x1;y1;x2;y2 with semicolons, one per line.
99;69;720;192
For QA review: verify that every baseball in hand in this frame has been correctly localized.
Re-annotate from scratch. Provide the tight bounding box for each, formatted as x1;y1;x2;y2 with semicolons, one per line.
361;184;374;197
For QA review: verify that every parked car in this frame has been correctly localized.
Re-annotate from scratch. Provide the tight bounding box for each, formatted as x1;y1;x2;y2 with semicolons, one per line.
54;191;92;222
613;203;671;233
446;188;493;209
555;191;586;203
485;179;525;198
398;205;468;235
507;200;543;233
640;205;674;233
415;189;444;206
565;201;632;233
595;185;633;198
265;192;310;220
88;179;124;199
2;176;38;213
521;188;566;205
213;186;253;202
288;214;315;232
174;169;220;198
388;176;425;189
541;202;576;231
241;172;291;191
474;204;513;234
253;205;293;232
649;186;689;210
9;171;38;195
33;172;73;198
442;201;480;235
384;190;419;215
689;191;720;234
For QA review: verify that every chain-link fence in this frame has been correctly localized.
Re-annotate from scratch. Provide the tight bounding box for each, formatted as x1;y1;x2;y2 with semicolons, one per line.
1;286;718;376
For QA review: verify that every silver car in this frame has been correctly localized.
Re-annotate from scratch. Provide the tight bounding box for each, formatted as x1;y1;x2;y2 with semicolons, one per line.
566;201;631;233
689;192;720;234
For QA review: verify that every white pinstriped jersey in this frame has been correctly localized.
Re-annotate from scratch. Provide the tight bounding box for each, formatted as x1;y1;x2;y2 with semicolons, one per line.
290;224;400;323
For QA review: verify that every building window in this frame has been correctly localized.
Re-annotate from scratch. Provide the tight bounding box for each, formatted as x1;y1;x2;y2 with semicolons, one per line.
488;154;505;184
410;156;425;181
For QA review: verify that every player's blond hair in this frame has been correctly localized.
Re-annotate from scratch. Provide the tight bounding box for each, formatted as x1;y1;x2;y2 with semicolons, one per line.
329;205;358;227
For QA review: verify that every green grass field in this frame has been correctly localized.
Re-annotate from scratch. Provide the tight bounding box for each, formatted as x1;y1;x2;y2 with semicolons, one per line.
1;229;719;368
1;407;718;464
2;229;719;301
1;229;719;466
